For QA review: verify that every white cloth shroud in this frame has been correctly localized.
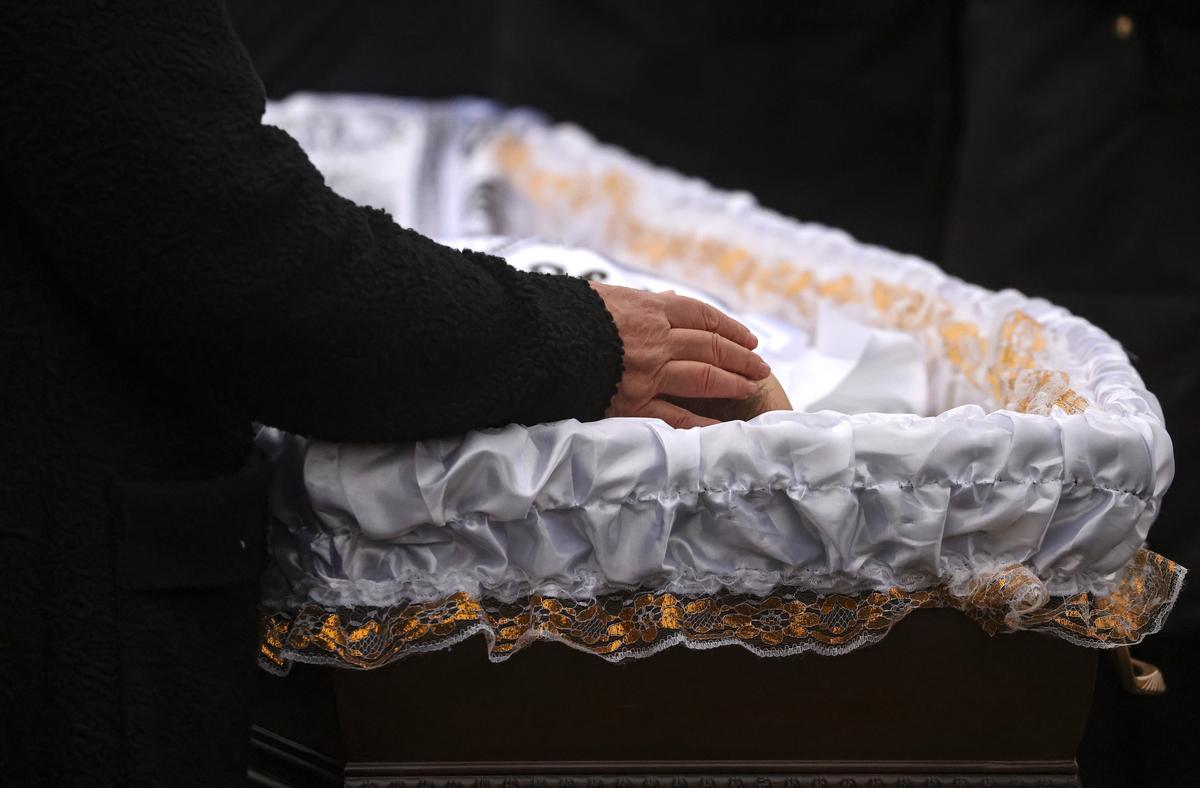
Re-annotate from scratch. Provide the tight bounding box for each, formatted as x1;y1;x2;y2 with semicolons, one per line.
466;238;929;415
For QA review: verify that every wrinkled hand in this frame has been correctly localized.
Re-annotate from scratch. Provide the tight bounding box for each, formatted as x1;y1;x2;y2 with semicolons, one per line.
590;282;770;428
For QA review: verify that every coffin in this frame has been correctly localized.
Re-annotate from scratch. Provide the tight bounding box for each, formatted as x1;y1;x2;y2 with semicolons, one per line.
249;95;1184;786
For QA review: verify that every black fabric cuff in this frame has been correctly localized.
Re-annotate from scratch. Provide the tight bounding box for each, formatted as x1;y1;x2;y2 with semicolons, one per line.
519;270;625;424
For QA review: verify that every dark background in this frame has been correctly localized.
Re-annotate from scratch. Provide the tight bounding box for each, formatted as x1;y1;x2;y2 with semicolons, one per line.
227;2;1199;784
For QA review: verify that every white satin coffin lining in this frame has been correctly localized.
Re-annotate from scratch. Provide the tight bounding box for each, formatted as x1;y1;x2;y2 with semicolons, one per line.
257;95;1175;611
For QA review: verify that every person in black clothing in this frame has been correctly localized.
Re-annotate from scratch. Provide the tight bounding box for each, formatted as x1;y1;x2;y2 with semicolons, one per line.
942;5;1200;785
493;0;959;262
0;2;769;785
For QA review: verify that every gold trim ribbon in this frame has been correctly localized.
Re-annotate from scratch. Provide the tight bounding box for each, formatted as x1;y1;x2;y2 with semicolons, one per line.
260;549;1183;671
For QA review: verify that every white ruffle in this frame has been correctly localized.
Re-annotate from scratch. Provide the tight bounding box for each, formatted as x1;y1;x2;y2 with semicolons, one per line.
260;95;1176;614
261;401;1163;608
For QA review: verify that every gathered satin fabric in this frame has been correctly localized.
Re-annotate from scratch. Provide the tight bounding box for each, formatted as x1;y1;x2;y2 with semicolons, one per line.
260;95;1175;616
261;398;1164;609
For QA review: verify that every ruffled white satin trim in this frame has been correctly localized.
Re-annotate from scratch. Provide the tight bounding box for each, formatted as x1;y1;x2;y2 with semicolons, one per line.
261;396;1165;606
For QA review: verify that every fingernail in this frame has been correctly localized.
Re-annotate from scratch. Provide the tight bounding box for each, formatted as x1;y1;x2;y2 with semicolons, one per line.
754;356;770;378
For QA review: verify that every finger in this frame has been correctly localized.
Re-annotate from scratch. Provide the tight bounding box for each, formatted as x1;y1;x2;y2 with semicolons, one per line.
669;328;770;379
663;296;758;349
657;360;758;399
640;398;719;429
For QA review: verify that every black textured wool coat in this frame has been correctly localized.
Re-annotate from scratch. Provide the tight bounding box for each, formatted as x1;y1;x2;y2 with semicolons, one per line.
0;2;622;785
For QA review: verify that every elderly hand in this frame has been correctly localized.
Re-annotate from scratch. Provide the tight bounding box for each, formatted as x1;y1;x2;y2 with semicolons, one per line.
590;282;771;428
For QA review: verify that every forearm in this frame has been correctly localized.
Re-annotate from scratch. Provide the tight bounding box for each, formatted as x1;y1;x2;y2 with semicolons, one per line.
1;0;622;441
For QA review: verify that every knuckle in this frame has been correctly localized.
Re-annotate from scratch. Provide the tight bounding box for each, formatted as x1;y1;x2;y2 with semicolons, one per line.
648;362;669;392
709;332;723;364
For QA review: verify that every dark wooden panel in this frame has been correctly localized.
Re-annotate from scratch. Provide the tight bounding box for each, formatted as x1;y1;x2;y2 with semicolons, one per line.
342;770;1079;788
333;609;1095;764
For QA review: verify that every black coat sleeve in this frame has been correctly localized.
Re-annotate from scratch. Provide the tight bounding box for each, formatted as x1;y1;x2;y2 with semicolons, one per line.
0;0;623;442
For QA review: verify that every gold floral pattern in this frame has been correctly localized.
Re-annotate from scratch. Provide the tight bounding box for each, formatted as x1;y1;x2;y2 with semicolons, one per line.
260;549;1182;672
490;135;1090;414
1008;369;1090;415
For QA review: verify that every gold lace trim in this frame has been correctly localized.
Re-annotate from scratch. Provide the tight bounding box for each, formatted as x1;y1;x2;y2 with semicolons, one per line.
491;135;1088;415
260;549;1182;671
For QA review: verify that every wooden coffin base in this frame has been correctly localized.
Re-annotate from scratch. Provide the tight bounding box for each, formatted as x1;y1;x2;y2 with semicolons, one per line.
250;609;1096;787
